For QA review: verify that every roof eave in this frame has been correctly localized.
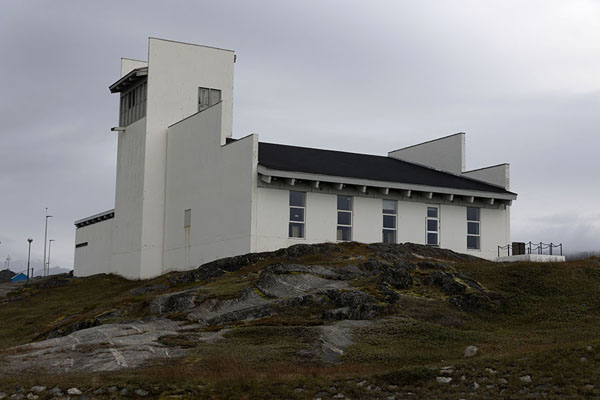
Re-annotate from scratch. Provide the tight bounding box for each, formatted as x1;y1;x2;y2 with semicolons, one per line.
108;67;148;93
256;165;517;202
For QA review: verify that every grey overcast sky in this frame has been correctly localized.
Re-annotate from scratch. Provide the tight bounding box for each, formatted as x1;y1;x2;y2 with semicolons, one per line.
1;0;599;270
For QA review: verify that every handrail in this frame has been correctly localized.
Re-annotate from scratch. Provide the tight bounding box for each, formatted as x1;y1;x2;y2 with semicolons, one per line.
498;242;563;257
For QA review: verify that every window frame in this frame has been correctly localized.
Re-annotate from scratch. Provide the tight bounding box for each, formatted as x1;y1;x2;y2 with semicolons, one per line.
119;80;147;127
382;199;397;244
426;205;440;246
198;87;222;112
184;209;191;229
289;191;306;239
336;195;353;242
466;207;481;250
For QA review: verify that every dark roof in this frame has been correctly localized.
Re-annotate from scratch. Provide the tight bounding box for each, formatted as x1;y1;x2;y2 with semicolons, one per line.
258;142;514;195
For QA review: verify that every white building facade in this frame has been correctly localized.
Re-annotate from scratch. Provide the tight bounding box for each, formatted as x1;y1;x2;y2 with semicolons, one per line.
73;38;517;279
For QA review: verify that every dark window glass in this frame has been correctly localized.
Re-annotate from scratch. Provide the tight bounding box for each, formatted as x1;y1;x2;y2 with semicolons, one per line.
467;235;480;249
467;221;479;235
289;223;304;238
427;232;438;245
289;191;305;207
337;226;352;241
427;219;438;232
383;215;396;229
382;200;397;214
383;229;396;244
290;207;304;222
338;211;352;225
337;195;352;211
467;207;480;221
427;207;438;218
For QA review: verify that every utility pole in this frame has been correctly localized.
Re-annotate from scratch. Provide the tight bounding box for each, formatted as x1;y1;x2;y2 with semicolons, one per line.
42;208;53;277
26;238;33;281
47;239;55;274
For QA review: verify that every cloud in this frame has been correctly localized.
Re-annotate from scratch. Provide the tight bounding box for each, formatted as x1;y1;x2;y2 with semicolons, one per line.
1;0;599;268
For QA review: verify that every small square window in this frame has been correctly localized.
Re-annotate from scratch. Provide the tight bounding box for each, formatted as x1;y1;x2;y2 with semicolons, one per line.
337;195;352;211
337;226;352;241
184;209;191;228
289;191;306;207
427;207;438;218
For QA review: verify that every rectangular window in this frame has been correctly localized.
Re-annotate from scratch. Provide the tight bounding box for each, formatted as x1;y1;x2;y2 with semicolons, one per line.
184;209;191;228
199;87;222;111
289;191;305;238
337;195;352;241
426;206;439;246
382;199;397;244
119;81;147;127
467;207;480;249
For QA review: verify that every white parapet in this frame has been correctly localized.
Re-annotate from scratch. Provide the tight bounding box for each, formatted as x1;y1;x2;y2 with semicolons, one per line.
496;254;566;263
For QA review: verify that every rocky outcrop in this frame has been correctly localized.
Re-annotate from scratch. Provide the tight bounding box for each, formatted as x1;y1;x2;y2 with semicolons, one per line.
150;289;201;315
0;270;15;283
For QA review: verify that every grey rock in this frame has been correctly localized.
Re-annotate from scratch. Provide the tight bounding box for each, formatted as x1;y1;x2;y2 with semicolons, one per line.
424;271;466;295
47;318;100;339
107;386;118;392
436;377;452;384
131;284;169;296
150;289;200;314
381;267;413;289
323;290;383;320
469;382;480;390
257;265;347;298
498;378;508;384
520;375;532;383
9;395;23;400
584;384;595;390
134;389;149;396
0;393;6;400
28;387;45;394
320;319;371;363
25;394;38;400
67;388;82;395
48;388;63;396
92;388;104;394
294;388;304;393
4;318;187;374
120;388;129;396
464;345;479;357
333;394;345;399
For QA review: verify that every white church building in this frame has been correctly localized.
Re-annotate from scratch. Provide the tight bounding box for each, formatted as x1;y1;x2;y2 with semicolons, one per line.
73;38;517;280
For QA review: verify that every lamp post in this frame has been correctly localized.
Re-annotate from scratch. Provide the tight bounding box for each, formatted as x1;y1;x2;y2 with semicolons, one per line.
42;208;53;277
26;237;33;281
47;239;55;274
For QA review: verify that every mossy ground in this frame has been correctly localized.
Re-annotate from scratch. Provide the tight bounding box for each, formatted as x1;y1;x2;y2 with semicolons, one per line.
1;247;599;398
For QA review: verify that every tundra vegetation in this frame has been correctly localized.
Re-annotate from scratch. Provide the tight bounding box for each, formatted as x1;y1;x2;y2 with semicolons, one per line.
0;242;599;399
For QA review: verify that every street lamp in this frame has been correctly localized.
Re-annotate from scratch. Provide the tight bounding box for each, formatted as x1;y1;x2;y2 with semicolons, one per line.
26;237;33;281
42;208;53;277
47;239;55;274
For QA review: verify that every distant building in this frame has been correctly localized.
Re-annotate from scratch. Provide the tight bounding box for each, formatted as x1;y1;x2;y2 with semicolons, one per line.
11;273;27;283
73;38;517;279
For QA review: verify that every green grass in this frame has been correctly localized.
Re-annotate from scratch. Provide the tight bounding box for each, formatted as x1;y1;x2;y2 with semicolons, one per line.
1;248;600;398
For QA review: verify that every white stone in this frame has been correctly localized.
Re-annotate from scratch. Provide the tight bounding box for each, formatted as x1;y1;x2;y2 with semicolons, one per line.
67;388;82;395
519;375;532;383
464;345;479;357
436;377;452;384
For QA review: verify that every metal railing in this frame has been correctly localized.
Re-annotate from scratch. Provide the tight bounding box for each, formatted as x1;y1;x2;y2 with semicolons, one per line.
498;242;563;257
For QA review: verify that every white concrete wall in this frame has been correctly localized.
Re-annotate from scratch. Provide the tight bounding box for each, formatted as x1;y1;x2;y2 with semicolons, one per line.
388;133;465;174
463;164;510;190
111;117;146;278
74;219;113;277
163;103;257;272
120;58;148;78
135;38;236;278
254;185;510;260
